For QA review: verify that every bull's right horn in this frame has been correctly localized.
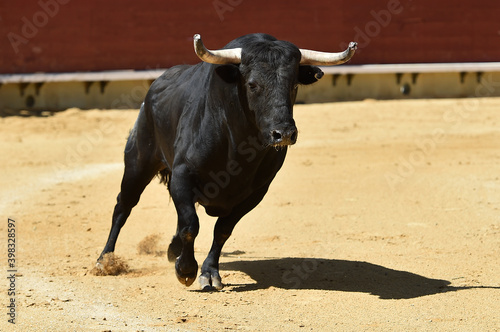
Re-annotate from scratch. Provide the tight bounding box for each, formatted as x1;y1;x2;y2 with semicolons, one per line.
193;34;242;65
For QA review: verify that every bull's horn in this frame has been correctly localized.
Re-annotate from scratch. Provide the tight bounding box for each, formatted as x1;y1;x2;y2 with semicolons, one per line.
193;34;242;65
299;42;358;66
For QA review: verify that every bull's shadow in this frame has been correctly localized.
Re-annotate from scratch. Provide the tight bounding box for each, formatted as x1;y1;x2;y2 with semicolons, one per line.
220;257;490;299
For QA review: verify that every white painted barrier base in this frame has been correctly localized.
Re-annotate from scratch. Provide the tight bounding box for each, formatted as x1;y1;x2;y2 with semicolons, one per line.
1;64;500;112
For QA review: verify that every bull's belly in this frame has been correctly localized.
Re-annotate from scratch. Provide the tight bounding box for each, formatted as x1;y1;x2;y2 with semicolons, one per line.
193;182;258;217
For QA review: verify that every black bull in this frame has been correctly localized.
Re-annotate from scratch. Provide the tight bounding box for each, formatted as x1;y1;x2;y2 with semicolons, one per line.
97;33;356;290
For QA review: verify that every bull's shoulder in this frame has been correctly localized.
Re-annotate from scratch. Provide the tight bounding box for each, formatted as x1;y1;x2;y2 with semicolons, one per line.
149;64;196;92
146;63;213;106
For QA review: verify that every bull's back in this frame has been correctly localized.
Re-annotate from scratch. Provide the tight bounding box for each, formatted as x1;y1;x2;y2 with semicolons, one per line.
142;63;211;164
146;64;206;122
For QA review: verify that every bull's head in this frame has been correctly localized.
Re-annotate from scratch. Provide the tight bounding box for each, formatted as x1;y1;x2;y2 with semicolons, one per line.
194;34;357;147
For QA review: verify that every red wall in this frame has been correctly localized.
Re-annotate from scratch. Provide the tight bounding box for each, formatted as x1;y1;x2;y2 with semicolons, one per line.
1;0;499;74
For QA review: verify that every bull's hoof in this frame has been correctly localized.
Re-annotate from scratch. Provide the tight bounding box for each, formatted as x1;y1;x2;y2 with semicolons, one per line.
167;248;179;263
89;261;105;276
175;257;198;287
199;273;223;291
175;270;197;287
167;237;183;262
91;253;130;276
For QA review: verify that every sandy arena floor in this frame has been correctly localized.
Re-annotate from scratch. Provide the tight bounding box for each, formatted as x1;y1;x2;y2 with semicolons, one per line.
1;98;499;331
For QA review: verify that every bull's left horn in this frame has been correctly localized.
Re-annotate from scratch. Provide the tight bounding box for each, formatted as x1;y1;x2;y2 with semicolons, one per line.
193;34;242;65
299;42;358;66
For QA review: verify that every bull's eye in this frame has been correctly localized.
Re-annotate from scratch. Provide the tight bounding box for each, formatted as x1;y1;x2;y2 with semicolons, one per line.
247;81;259;92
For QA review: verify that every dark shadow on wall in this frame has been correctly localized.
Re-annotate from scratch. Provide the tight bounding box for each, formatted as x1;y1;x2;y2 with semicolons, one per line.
220;258;500;299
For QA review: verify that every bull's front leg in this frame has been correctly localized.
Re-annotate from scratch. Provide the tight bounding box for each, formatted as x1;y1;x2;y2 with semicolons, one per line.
200;186;269;291
199;215;239;290
169;165;200;286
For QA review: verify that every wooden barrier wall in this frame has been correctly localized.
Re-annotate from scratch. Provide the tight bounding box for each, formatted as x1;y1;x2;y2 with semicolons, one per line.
1;0;499;74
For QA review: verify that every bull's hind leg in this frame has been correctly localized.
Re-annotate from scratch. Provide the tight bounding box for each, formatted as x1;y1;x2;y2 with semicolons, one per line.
97;129;161;263
199;186;269;290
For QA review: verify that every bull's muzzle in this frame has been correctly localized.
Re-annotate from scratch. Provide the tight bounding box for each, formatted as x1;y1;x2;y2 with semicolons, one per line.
270;126;298;146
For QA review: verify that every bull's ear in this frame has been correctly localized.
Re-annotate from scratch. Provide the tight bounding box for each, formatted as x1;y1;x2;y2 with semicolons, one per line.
298;65;324;85
215;64;240;83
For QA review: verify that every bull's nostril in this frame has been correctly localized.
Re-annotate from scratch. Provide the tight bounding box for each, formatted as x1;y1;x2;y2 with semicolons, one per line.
271;130;282;142
290;130;298;143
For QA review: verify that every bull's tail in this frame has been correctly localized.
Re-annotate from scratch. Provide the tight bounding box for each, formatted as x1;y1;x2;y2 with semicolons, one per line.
158;168;171;190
